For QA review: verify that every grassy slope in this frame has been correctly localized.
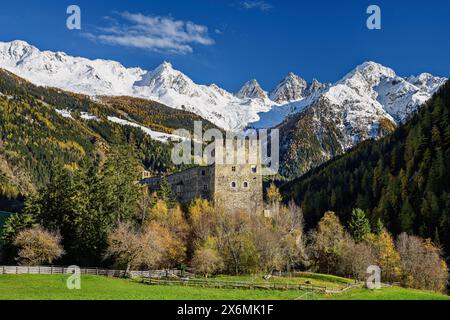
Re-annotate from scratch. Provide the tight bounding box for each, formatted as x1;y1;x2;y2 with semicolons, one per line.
0;275;306;300
321;287;450;300
212;273;353;289
1;275;449;300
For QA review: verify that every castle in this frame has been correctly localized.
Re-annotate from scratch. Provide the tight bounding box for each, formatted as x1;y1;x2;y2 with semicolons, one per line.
142;162;264;214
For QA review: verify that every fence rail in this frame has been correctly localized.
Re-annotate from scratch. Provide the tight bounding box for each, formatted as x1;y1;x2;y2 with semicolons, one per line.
141;277;344;292
1;265;365;294
0;266;183;278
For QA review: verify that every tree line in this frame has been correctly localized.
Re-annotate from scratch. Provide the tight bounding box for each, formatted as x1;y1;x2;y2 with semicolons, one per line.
1;174;447;292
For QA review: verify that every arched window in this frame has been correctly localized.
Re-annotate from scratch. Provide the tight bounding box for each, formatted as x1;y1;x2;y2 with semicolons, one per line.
231;181;237;188
243;182;249;188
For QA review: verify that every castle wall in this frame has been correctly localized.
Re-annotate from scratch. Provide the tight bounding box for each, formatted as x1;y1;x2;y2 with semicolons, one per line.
213;163;264;214
143;163;263;214
143;165;215;203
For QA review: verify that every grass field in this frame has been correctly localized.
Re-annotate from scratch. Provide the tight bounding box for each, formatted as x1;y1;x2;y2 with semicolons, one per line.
0;275;307;300
1;274;449;300
319;287;450;300
211;273;354;289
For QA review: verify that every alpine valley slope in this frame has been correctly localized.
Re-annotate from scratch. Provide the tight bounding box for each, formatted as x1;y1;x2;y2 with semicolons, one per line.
281;79;450;255
0;68;209;210
0;40;447;179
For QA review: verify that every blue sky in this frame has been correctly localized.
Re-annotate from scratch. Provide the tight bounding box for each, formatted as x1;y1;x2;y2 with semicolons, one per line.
0;0;449;91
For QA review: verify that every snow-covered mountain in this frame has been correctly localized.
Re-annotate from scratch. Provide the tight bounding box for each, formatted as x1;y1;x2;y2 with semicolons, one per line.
236;79;268;100
270;72;308;103
0;40;446;136
0;40;146;95
277;61;447;178
0;40;447;179
0;40;272;131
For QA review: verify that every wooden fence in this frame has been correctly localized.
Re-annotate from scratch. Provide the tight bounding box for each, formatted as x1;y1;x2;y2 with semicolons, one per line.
141;277;358;293
1;266;366;293
0;266;183;278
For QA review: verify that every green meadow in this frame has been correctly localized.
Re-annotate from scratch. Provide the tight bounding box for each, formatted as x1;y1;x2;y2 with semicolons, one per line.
1;274;448;300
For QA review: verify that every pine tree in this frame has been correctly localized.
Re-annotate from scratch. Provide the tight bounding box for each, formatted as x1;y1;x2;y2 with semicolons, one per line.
374;218;384;236
348;208;371;242
399;199;415;234
157;176;176;207
98;147;141;222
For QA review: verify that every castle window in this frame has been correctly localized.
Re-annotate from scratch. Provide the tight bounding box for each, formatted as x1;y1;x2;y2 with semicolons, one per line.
231;181;237;188
243;182;249;188
203;185;208;191
201;170;206;176
232;166;236;172
251;166;257;173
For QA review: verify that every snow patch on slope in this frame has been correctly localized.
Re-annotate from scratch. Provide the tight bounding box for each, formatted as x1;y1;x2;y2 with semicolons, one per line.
107;116;183;142
55;109;73;119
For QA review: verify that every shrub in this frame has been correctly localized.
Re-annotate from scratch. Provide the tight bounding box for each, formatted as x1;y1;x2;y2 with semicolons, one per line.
396;233;448;292
14;226;64;266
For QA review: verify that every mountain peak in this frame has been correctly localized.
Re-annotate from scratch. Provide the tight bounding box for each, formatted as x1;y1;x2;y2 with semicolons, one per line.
160;61;173;68
350;61;396;81
337;61;397;93
153;61;175;74
285;72;298;79
141;61;185;85
407;72;446;90
236;79;268;100
1;40;38;55
1;40;36;49
8;40;32;46
270;72;307;103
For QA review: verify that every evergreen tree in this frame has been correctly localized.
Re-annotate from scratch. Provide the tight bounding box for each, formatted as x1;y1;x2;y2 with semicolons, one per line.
157;176;176;207
97;147;141;222
399;199;415;234
374;218;384;236
348;208;371;242
0;213;37;263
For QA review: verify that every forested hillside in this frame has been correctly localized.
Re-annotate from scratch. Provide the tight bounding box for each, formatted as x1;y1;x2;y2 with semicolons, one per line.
0;69;199;211
282;80;450;255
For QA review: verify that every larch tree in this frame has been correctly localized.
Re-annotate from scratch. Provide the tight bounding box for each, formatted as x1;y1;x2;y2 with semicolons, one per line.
308;211;346;275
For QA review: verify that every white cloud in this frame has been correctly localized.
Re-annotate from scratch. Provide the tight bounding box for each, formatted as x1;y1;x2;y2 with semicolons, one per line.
85;12;215;54
239;1;273;11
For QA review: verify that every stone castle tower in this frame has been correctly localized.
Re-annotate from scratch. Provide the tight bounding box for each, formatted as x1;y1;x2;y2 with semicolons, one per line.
142;161;264;214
